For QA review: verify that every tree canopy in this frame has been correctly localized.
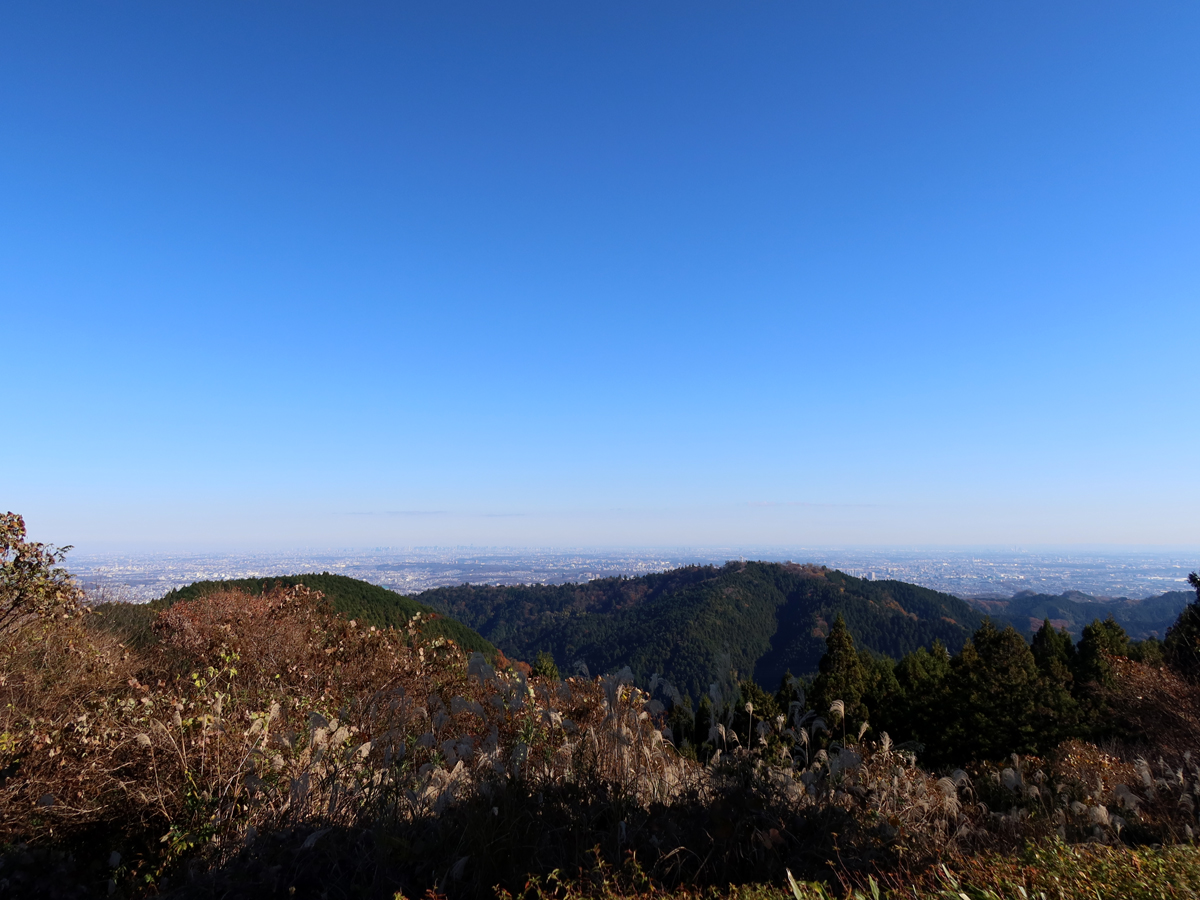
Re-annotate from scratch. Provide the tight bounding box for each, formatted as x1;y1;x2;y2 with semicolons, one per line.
1164;573;1200;682
0;512;82;635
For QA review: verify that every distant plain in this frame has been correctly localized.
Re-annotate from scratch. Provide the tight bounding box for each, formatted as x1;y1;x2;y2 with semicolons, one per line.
72;545;1197;603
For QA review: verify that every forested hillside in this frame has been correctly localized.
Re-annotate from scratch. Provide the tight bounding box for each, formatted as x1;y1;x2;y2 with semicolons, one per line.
971;589;1192;639
417;561;986;698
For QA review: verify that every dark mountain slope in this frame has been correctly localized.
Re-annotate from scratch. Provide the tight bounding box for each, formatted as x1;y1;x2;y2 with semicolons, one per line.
417;561;986;697
971;590;1192;640
417;565;722;649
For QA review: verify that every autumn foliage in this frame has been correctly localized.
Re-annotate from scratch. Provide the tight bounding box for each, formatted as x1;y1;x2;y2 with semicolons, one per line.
4;516;1200;899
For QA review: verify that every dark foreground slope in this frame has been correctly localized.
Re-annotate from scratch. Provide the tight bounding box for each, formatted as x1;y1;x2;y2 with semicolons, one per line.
95;573;496;655
417;561;986;697
972;589;1193;640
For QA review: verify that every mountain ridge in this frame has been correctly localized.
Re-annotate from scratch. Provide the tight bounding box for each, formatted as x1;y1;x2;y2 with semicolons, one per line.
968;589;1192;640
414;560;988;697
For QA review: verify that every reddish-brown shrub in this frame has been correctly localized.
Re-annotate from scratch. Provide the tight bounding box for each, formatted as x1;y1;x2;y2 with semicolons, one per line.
1104;656;1200;756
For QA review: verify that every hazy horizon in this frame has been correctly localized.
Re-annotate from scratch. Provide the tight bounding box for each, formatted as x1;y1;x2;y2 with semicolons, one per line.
60;540;1200;557
66;542;1197;608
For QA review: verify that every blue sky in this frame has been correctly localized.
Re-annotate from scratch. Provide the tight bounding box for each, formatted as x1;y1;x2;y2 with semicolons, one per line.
3;1;1198;550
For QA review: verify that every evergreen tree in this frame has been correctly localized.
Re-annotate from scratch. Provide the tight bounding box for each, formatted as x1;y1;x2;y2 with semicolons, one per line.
1030;621;1081;748
859;651;903;740
530;649;560;681
938;621;1043;765
1031;619;1074;673
891;641;951;750
1074;615;1129;689
1164;573;1200;682
895;641;951;691
1070;615;1131;740
811;613;868;729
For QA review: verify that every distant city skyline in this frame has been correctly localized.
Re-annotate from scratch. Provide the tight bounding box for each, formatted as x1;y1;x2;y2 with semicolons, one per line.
4;3;1198;548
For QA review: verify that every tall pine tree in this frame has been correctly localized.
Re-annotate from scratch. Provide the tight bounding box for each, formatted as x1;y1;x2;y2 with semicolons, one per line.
1030;620;1081;748
890;641;951;750
1031;619;1075;673
811;613;868;732
1074;616;1129;689
859;651;903;739
938;621;1043;765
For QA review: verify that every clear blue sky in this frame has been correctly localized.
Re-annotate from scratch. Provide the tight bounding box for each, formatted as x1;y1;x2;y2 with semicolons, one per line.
3;1;1198;551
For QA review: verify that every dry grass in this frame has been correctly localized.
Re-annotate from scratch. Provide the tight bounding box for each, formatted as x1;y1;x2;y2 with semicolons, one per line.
4;587;1200;899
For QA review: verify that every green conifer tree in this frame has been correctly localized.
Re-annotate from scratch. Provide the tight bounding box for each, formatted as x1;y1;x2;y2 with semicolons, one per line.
811;613;867;731
859;651;903;740
1071;615;1132;739
1030;620;1081;747
1164;573;1200;683
892;641;952;751
530;649;561;681
938;621;1043;764
1074;616;1129;689
733;679;781;748
1031;619;1075;673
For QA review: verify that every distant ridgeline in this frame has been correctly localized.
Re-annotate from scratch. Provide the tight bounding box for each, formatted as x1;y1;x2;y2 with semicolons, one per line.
413;561;987;700
96;573;496;656
971;589;1193;641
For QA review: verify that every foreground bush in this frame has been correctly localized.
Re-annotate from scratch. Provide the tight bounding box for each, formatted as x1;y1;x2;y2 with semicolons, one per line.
4;577;1200;899
1;584;696;896
0;511;83;635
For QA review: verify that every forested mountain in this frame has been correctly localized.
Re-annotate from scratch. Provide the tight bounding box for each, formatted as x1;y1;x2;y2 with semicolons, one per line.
415;561;986;698
970;589;1192;640
97;573;496;655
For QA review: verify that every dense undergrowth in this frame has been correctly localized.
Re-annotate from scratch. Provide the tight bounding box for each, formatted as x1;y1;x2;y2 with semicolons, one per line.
4;513;1200;899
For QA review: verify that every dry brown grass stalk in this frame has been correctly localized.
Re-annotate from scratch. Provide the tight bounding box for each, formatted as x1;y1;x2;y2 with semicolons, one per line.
6;583;1200;899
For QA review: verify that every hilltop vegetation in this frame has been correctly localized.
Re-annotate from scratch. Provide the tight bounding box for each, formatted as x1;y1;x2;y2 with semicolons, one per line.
93;572;496;656
973;588;1193;640
86;563;1183;771
786;610;1179;769
415;561;986;698
408;562;1185;769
